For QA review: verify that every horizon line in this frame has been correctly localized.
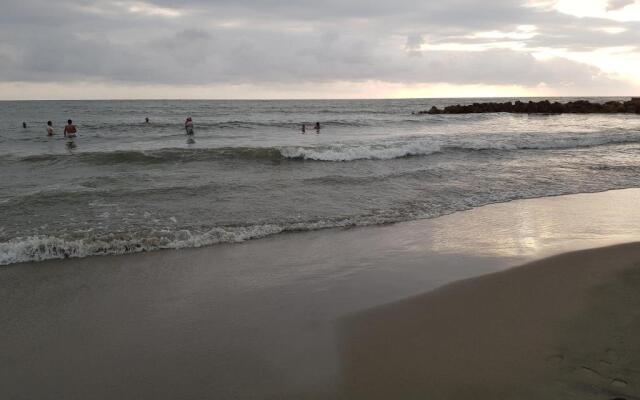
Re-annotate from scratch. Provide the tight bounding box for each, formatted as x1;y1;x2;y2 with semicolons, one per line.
0;95;637;102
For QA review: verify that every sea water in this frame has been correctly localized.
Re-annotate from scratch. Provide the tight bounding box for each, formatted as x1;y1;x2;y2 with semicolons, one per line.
1;98;640;264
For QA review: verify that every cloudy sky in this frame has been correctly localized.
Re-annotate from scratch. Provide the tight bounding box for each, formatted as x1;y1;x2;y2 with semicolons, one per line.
1;0;640;99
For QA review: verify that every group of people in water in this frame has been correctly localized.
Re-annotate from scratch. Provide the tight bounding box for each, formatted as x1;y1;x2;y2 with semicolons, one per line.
28;120;78;138
27;117;322;138
28;117;178;137
301;122;321;134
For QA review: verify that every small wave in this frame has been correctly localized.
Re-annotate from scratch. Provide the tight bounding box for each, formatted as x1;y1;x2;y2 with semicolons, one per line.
18;147;284;165
0;225;284;265
302;174;387;185
0;180;252;207
314;109;394;115
4;181;640;265
589;164;640;172
280;142;443;161
280;131;640;161
10;130;640;165
0;215;396;265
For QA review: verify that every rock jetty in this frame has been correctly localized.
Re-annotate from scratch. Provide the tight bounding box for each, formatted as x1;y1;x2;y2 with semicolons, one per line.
419;98;640;114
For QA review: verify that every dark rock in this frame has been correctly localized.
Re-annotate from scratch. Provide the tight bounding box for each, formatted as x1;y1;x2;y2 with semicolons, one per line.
536;100;551;113
416;98;640;115
427;106;440;114
603;101;624;113
550;102;564;113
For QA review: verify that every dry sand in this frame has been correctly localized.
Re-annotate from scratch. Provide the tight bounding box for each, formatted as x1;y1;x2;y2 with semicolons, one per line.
341;243;640;399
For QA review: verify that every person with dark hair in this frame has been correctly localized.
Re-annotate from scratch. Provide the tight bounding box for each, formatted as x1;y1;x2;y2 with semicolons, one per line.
314;122;320;132
185;117;194;135
64;119;77;138
145;117;150;124
46;121;54;136
22;122;27;129
301;124;306;134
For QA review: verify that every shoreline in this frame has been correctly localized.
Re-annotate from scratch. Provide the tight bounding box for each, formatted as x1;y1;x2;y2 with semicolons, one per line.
340;242;640;399
3;189;640;398
4;186;640;267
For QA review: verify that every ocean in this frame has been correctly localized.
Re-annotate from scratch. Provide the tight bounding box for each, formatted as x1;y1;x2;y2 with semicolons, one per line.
1;97;640;265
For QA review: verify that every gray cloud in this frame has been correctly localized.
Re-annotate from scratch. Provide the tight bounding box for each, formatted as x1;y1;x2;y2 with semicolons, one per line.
0;0;638;93
607;0;635;11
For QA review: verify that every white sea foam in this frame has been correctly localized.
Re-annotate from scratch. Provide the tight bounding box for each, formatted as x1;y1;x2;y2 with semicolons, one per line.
1;209;433;265
277;130;640;161
2;180;638;266
279;142;443;161
0;225;286;265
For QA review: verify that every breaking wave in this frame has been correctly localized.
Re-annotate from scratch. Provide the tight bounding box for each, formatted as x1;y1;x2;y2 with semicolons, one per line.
0;214;408;265
10;129;640;165
280;142;443;161
280;130;640;161
3;180;638;265
0;225;284;265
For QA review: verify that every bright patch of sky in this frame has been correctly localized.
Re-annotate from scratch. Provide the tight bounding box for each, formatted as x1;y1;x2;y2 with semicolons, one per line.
552;0;640;21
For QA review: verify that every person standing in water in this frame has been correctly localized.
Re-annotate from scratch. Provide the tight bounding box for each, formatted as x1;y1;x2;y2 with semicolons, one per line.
46;121;54;136
64;119;77;138
22;122;27;129
185;117;194;135
145;117;150;124
301;124;306;134
314;122;320;132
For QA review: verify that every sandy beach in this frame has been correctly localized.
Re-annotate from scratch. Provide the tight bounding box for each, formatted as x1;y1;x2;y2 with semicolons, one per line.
3;189;640;399
341;242;640;399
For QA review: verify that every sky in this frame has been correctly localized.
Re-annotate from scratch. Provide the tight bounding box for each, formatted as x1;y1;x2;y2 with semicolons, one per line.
1;0;640;99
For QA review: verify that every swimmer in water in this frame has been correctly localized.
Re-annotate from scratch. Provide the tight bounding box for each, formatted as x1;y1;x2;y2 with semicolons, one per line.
145;117;150;124
314;122;320;133
301;124;306;134
64;119;77;138
22;122;27;129
46;121;54;136
185;117;194;135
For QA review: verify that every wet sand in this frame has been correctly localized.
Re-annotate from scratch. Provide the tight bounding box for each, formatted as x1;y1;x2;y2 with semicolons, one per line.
3;189;640;399
341;243;640;399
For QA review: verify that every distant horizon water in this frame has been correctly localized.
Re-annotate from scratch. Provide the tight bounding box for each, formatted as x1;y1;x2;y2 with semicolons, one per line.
3;95;640;102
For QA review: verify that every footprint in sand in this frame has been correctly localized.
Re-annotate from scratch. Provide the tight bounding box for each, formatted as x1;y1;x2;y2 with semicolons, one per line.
611;378;628;388
579;366;604;380
599;359;613;367
546;354;564;366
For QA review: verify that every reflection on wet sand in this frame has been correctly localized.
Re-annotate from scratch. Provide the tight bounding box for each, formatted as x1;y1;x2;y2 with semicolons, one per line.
419;189;640;258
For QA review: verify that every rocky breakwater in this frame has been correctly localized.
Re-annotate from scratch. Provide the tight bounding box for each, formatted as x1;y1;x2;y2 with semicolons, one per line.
419;98;640;115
